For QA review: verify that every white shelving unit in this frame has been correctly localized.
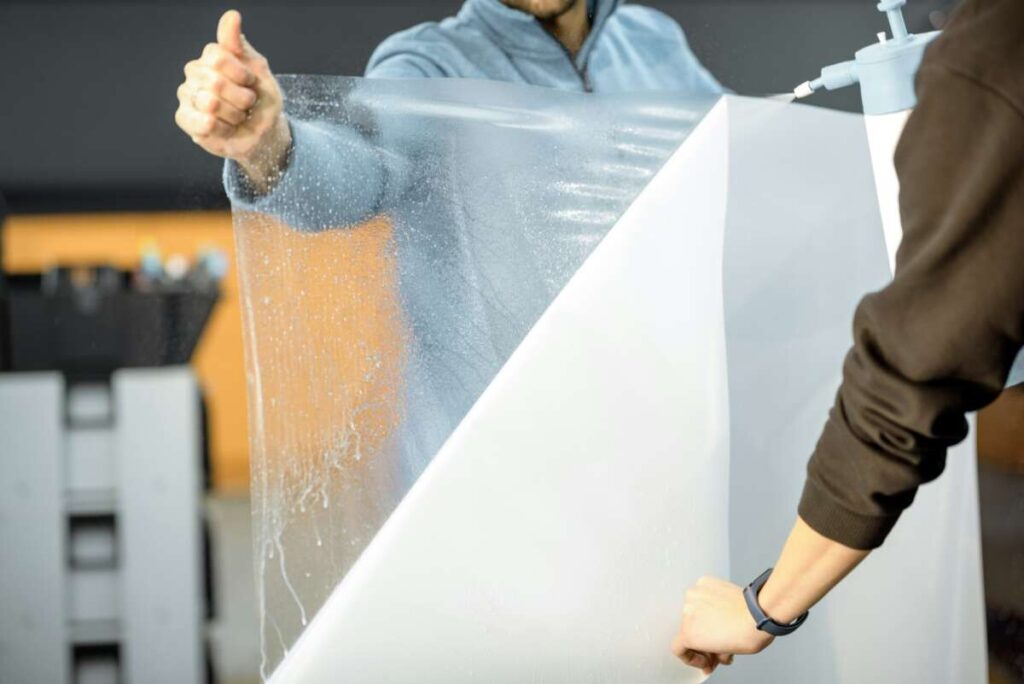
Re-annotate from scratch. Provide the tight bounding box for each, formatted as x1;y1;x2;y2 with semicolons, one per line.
0;367;206;684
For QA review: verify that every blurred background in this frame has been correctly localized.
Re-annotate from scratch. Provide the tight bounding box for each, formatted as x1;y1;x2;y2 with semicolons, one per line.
0;1;1020;683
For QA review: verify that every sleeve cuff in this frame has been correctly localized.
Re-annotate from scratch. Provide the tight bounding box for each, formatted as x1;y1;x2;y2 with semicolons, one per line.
222;117;390;231
798;476;899;550
223;158;263;207
222;122;296;212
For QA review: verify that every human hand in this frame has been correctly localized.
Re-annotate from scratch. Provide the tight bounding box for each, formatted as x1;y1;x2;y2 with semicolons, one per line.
175;10;291;186
670;576;774;675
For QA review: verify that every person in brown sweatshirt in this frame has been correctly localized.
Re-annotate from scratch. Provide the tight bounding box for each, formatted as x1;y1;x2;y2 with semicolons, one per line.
671;0;1024;673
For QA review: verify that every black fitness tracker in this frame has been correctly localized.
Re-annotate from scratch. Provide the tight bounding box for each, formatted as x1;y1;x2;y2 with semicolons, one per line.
743;568;810;637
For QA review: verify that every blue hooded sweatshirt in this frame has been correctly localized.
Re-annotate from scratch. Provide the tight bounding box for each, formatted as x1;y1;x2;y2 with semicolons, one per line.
363;0;722;93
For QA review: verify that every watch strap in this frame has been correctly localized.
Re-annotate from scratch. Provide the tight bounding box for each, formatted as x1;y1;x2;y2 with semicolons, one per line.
743;568;810;637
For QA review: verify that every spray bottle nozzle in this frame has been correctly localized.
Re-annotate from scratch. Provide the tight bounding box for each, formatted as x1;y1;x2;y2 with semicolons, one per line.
792;60;858;100
793;79;822;100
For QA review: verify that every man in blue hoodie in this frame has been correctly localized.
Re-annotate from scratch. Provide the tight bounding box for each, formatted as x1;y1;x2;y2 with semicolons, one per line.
175;1;722;194
174;3;723;447
174;0;723;442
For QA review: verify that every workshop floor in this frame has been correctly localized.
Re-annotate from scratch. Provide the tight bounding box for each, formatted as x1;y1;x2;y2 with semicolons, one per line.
206;495;261;684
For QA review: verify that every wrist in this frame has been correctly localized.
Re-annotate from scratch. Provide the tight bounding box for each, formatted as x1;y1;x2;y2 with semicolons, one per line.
238;114;292;190
746;626;775;654
755;576;805;625
744;568;811;639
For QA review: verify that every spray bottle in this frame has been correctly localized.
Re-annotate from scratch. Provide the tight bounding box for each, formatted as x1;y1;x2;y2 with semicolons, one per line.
792;0;939;274
793;4;1024;387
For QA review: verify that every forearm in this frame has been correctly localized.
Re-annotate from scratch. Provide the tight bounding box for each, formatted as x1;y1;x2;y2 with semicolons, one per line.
756;517;869;624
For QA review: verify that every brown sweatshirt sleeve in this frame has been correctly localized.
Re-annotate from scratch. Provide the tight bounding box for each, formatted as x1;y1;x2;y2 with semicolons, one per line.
798;60;1024;550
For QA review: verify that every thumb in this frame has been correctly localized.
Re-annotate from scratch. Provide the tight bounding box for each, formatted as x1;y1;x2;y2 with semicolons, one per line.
217;9;246;57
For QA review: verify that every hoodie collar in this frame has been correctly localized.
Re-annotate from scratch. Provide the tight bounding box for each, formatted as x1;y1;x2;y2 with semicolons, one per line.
462;0;621;67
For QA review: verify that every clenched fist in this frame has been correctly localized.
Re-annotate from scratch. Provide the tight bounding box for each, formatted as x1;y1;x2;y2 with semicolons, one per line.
175;10;291;190
671;576;773;675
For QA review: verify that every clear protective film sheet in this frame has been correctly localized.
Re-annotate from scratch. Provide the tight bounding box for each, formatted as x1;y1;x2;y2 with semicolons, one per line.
231;77;986;683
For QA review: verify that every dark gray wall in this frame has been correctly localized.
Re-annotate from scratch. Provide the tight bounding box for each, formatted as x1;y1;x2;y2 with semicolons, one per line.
0;0;954;212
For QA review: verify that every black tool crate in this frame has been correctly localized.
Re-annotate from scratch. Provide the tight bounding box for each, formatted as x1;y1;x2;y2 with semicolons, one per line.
2;267;218;379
